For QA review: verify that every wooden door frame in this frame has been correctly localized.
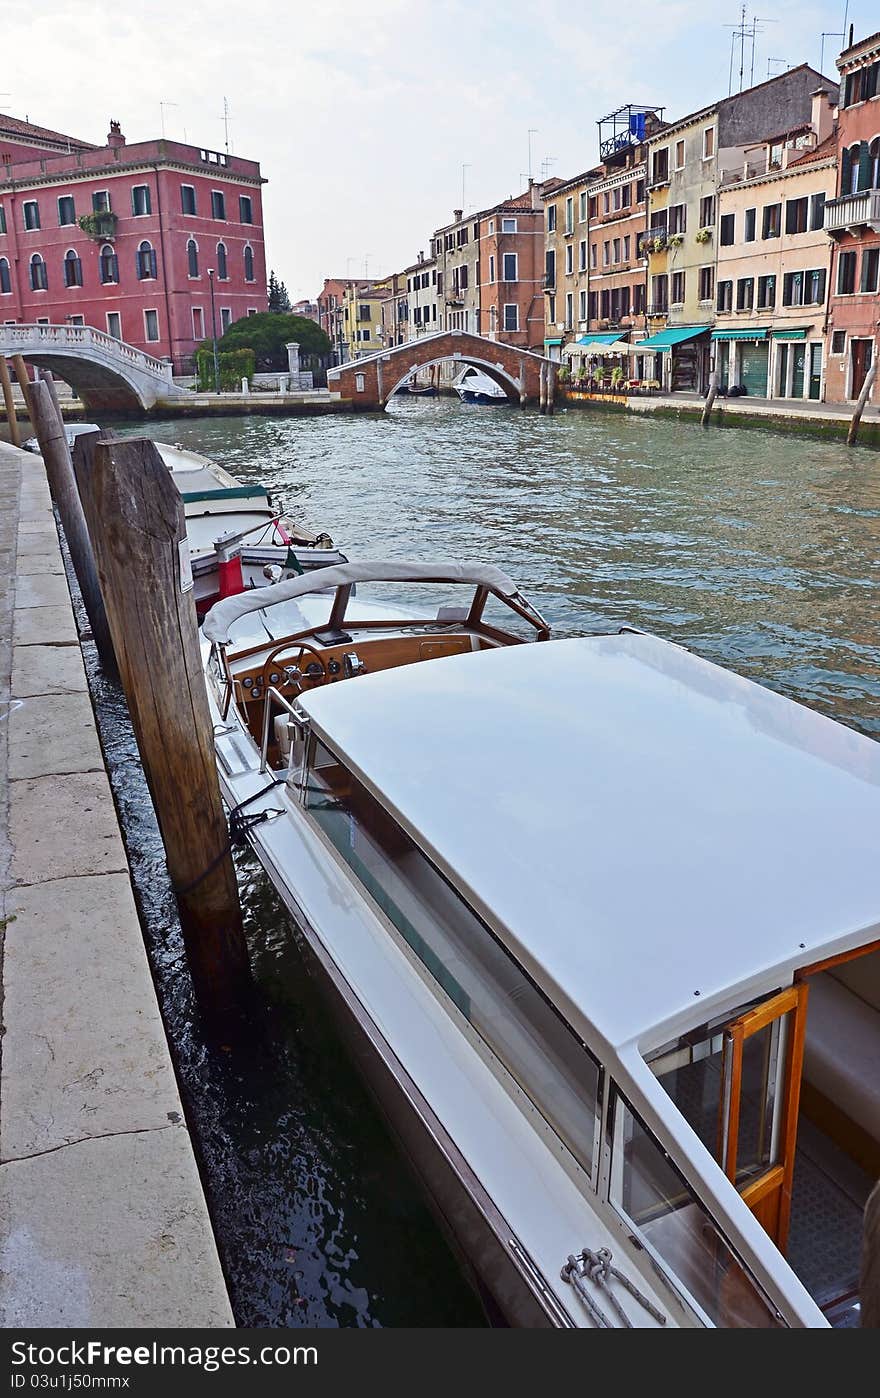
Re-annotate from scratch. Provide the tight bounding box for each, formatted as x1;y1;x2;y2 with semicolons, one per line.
718;982;810;1254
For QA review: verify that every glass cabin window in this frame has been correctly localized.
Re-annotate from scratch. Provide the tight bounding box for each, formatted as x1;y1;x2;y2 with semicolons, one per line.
609;1091;784;1327
304;738;602;1177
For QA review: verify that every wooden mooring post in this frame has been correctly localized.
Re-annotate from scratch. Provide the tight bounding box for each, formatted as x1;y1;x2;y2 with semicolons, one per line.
848;358;877;447
701;370;720;427
77;436;251;1027
22;376;116;669
0;356;20;447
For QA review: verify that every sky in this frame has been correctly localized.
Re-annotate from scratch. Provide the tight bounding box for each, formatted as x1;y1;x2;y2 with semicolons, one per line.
1;0;871;302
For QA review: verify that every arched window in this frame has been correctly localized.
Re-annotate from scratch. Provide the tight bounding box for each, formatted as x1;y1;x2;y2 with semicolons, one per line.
29;253;47;291
136;240;157;280
216;240;228;280
99;244;118;284
187;238;199;278
243;243;254;282
0;257;10;294
63;248;83;288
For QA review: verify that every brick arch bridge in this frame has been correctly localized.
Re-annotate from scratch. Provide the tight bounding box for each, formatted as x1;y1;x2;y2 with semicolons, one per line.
327;330;557;410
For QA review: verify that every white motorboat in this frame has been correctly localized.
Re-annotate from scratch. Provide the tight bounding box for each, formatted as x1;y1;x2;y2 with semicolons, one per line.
452;366;509;404
23;425;343;615
200;561;880;1328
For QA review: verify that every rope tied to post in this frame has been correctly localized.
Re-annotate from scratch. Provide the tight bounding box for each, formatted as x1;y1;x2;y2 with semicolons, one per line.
172;778;287;898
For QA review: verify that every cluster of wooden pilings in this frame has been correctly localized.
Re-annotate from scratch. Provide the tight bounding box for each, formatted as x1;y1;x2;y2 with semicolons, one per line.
12;369;251;1034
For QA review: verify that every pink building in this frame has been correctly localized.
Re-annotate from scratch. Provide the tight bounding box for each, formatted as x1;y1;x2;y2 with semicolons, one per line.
0;114;268;372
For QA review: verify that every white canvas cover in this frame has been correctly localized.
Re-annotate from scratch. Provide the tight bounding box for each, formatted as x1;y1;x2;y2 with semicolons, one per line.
201;559;522;643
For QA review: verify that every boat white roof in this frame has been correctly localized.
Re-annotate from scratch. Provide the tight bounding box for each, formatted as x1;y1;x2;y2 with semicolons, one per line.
298;632;880;1052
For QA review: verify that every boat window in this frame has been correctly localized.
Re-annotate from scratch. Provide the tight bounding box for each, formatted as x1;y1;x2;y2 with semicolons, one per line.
608;1090;785;1327
304;738;601;1178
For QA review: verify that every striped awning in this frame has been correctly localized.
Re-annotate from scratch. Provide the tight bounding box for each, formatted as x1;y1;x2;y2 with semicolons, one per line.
711;328;769;341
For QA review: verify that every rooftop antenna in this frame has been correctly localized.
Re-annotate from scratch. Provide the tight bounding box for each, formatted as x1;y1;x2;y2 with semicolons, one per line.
750;17;776;85
820;31;844;73
724;6;749;93
363;253;373;279
528;128;538;181
221;96;231;153
461;162;471;211
159;100;178;139
540;155;556;179
766;56;789;79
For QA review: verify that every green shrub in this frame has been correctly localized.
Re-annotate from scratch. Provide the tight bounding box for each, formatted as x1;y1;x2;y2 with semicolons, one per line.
196;346;256;392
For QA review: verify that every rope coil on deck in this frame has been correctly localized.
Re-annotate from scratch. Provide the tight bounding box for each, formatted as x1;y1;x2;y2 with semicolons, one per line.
561;1247;667;1328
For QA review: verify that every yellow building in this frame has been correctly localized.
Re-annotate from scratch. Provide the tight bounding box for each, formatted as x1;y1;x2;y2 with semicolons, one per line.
713;92;837;400
341;280;387;360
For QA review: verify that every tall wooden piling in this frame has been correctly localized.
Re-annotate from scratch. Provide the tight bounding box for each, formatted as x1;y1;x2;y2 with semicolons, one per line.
848;359;877;447
701;370;720;427
22;378;116;669
0;356;19;447
77;436;251;1026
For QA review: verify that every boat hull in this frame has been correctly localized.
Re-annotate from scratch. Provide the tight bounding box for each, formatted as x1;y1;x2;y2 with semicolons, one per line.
243;821;570;1328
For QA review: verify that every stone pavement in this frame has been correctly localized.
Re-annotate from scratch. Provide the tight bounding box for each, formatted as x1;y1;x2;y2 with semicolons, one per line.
0;439;234;1327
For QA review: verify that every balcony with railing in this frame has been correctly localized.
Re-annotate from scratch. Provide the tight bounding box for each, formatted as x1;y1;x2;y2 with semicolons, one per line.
647;302;668;317
824;189;880;234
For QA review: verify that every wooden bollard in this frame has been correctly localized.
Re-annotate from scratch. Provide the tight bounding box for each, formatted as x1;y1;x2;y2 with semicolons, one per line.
77;436;251;1026
0;356;20;447
22;378;116;670
701;370;720;427
848;358;877;447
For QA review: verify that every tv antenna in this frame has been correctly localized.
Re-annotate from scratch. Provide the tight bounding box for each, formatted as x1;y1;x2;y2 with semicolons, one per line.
820;30;844;73
461;162;471;211
725;8;774;92
540;155;556;179
363;253;374;279
220;96;232;153
766;56;789;79
159;101;178;139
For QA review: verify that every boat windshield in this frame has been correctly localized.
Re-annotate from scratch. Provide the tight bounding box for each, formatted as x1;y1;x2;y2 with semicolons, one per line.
304;735;602;1181
609;1091;785;1327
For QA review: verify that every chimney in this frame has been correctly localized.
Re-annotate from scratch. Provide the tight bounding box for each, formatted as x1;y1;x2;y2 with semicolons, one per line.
810;88;835;144
107;119;125;149
453;208;462;222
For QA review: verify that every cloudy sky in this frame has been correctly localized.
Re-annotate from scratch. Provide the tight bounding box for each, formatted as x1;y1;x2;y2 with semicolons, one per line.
2;0;869;301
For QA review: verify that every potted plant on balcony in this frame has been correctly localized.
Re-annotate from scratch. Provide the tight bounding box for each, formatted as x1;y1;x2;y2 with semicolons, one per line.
695;227;712;244
667;232;684;248
78;211;118;241
651;235;666;253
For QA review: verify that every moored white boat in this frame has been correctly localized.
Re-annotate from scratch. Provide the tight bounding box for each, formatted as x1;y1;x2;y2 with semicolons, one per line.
452;366;509;404
199;561;880;1327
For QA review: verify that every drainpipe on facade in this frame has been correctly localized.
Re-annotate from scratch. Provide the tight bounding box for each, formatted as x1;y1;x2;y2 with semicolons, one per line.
152;165;175;370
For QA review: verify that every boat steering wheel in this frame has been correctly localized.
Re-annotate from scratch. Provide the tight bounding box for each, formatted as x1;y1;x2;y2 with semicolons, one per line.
261;641;328;693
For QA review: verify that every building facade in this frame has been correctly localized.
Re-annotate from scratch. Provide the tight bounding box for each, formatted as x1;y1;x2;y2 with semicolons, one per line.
317;278;349;362
643;65;837;391
824;31;880;403
0;115;268;372
714;93;837;400
340;281;386;359
542;170;597;358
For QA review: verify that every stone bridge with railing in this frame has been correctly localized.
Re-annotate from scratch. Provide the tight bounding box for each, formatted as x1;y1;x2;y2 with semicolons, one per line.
327;329;556;410
0;323;191;412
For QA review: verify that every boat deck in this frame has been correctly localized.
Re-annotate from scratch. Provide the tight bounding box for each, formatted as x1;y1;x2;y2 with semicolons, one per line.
789;1117;873;1328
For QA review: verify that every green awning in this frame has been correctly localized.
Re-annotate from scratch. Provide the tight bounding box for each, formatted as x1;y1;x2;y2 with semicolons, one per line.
638;326;707;350
711;328;769;342
544;338;562;346
773;328;807;341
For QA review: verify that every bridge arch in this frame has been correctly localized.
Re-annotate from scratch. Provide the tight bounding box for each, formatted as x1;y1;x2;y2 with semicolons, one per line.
386;354;521;405
0;323;189;413
327;329;554;411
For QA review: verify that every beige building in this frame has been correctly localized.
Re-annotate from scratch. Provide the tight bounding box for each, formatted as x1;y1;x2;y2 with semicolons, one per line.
714;91;837;399
341;281;386;359
542;169;599;358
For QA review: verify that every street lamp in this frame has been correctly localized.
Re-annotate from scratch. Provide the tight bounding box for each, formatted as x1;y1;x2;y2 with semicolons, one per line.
207;267;220;393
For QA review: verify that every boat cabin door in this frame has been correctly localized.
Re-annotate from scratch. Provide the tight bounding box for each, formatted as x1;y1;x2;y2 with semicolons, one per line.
718;984;809;1253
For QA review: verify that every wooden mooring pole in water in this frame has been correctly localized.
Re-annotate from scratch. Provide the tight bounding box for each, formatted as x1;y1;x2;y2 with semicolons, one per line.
22;376;116;669
701;371;719;427
848;359;877;447
77;435;251;1027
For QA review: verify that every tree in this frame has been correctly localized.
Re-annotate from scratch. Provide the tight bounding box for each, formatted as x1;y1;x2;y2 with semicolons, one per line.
267;270;291;313
205;312;331;371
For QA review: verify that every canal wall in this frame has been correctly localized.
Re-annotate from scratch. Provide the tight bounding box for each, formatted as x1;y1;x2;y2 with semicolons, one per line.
0;439;234;1327
562;390;880;450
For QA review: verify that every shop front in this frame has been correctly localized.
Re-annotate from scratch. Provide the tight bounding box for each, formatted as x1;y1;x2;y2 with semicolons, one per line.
637;326;710;393
711;328;770;397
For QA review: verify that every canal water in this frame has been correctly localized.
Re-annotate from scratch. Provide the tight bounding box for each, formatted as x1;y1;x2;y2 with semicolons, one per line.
100;398;880;1327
